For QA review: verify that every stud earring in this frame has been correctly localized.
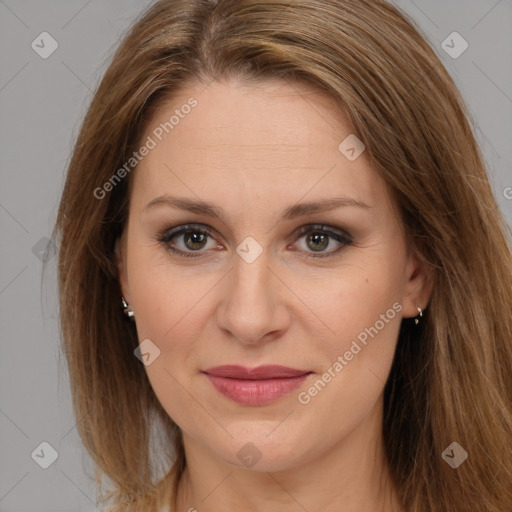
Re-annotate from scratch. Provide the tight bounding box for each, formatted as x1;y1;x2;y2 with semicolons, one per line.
414;305;423;325
121;296;135;319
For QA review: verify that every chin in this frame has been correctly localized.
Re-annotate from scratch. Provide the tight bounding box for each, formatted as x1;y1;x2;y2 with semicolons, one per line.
211;427;310;472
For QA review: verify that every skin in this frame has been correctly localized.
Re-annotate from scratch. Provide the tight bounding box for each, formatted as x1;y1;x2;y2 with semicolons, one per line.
116;78;433;512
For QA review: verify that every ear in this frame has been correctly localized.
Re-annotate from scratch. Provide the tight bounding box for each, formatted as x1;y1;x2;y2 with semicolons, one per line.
115;233;130;304
401;247;435;319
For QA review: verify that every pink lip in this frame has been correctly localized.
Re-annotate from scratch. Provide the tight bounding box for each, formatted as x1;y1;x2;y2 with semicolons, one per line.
202;365;312;406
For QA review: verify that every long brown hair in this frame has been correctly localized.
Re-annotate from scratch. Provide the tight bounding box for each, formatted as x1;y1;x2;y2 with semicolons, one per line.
53;0;512;510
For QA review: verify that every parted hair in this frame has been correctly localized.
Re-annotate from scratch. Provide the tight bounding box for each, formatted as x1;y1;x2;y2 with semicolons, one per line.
53;0;512;510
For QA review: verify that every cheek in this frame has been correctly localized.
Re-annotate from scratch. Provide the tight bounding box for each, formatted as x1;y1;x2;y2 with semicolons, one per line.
126;257;210;426
300;253;404;415
131;273;205;348
126;239;199;331
297;294;402;431
314;254;404;351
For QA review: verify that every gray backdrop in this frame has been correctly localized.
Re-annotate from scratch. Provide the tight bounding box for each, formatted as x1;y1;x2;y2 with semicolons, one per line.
1;1;511;511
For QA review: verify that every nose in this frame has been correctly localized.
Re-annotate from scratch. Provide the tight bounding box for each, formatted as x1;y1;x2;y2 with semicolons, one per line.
215;249;291;346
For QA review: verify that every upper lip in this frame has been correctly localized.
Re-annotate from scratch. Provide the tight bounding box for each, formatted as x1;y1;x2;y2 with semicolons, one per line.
202;365;311;380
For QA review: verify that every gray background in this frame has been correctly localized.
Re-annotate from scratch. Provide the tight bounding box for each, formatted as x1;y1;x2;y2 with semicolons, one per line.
1;1;511;511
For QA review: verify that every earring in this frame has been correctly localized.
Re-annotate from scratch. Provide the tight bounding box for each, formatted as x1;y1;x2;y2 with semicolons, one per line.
121;296;135;319
414;305;423;325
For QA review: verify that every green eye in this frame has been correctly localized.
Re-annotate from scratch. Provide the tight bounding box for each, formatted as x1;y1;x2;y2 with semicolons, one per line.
157;223;352;259
292;224;353;258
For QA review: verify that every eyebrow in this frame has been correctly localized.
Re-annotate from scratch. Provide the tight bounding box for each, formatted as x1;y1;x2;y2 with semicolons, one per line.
142;195;370;222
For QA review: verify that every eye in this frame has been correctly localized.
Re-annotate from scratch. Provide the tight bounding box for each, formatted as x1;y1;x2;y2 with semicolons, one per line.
156;223;353;259
291;224;353;259
157;224;219;258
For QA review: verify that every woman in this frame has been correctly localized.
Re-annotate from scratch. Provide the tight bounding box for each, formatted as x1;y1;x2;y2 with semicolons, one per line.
53;0;512;510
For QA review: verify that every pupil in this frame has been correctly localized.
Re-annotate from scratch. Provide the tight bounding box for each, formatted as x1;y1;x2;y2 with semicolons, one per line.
308;233;328;251
185;231;206;250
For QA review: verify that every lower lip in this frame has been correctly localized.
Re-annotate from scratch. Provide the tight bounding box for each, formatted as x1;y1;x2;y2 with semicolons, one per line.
204;373;310;406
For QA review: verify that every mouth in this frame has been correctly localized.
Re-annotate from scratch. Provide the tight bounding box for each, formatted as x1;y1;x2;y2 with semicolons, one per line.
201;365;313;406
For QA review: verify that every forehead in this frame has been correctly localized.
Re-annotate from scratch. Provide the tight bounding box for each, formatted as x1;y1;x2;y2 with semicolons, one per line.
131;79;388;217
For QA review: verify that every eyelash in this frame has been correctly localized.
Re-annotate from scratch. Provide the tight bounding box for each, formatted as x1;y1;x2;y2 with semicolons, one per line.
156;223;353;259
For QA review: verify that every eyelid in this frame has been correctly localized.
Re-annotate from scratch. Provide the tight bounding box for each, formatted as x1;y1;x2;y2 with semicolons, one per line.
292;223;352;242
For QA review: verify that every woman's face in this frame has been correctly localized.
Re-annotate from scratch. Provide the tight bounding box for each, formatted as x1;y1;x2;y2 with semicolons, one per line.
117;78;431;472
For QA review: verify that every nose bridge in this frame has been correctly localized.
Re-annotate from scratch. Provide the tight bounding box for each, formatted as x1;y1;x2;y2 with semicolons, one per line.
230;244;275;313
218;242;286;343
